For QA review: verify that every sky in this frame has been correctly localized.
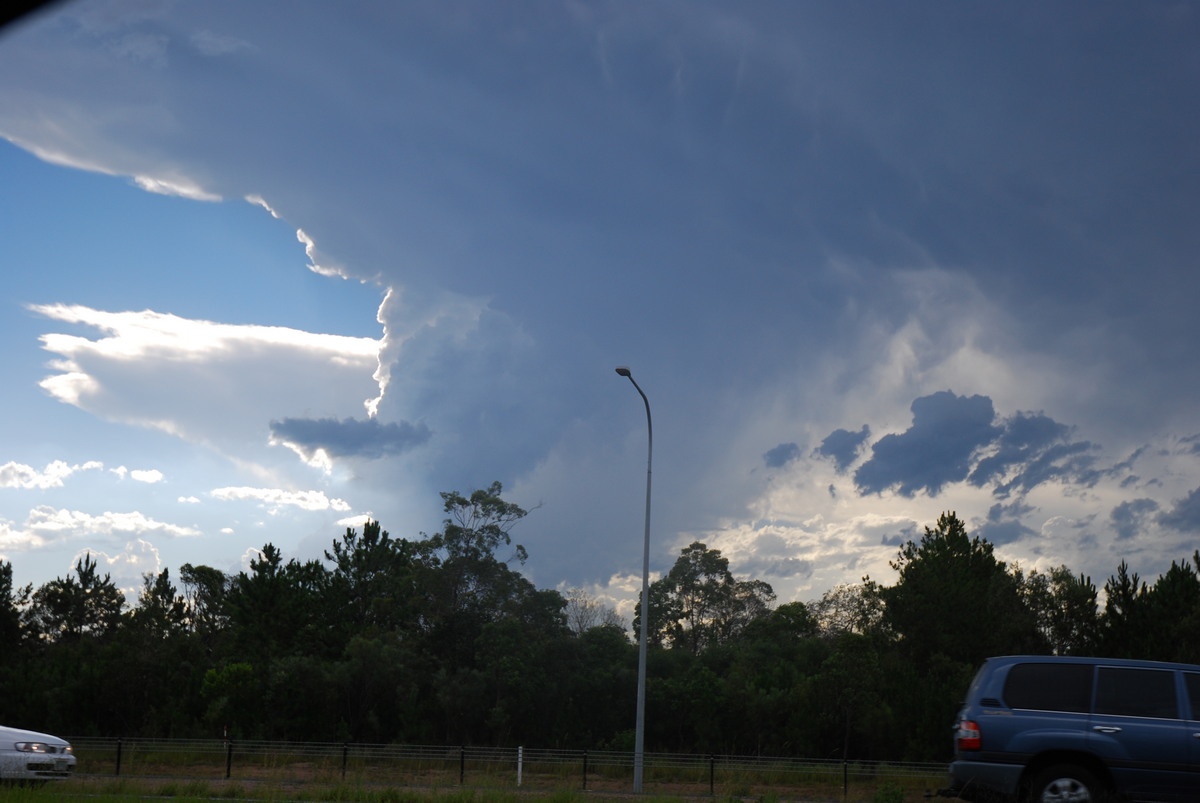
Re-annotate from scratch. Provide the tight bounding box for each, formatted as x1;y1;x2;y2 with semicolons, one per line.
1;1;1199;623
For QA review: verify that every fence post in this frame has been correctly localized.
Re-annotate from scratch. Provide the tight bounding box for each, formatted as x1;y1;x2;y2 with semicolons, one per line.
460;745;466;785
225;739;233;779
114;737;122;777
709;753;715;796
517;745;523;787
342;742;349;780
842;758;848;799
582;750;588;790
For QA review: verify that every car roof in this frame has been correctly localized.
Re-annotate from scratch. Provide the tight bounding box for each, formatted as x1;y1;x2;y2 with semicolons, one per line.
983;655;1200;672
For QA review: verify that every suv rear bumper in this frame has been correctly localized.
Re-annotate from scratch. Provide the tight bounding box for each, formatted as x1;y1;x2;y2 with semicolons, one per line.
949;759;1022;800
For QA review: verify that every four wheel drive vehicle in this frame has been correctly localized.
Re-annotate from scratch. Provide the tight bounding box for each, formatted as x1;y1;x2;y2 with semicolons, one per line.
946;655;1200;802
0;725;76;781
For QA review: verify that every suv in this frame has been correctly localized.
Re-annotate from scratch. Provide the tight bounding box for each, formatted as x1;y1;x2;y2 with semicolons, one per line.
947;655;1200;802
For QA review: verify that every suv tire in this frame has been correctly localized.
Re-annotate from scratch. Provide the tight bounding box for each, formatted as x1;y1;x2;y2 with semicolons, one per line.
1028;765;1106;803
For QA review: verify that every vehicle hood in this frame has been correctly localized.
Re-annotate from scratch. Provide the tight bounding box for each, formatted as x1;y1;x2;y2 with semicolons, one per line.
0;725;69;745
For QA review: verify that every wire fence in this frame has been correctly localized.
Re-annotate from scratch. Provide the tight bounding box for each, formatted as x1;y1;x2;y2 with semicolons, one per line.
67;736;951;800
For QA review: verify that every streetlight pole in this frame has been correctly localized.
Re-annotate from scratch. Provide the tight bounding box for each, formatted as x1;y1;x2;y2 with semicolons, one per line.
615;366;652;794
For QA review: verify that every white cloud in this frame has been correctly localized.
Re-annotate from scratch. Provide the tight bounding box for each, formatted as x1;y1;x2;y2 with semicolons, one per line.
29;303;383;461
25;506;201;538
296;228;350;280
210;486;351;514
110;466;164;483
0;517;44;553
0;460;104;490
335;513;374;529
0;507;200;557
80;539;163;596
239;546;264;572
132;173;221;201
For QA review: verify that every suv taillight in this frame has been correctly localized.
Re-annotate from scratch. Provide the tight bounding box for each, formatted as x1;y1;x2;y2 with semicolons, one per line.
956;719;982;750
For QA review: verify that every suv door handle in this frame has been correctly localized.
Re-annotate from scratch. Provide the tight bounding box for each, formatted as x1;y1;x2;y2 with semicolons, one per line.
1093;726;1122;734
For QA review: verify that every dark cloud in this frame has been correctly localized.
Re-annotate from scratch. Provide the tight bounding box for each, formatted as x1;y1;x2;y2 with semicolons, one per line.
987;500;1035;522
975;518;1036;547
979;502;1039;546
969;412;1070;487
763;442;801;469
815;425;870;473
270;416;431;460
852;393;1104;500
854;391;999;496
1158;488;1200;533
876;521;919;549
995;441;1098;497
971;412;1100;498
1111;498;1159;541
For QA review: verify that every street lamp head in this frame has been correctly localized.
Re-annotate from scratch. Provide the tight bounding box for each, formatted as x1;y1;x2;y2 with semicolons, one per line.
615;366;632;377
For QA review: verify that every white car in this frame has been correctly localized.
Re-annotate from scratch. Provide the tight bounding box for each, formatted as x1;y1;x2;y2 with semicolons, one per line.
0;725;76;780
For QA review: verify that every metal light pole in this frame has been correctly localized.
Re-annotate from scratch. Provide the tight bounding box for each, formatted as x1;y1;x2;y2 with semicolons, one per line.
615;366;652;794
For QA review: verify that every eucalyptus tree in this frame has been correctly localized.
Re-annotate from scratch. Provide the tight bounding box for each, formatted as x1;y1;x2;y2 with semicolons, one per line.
179;562;231;636
637;541;775;654
1019;565;1099;655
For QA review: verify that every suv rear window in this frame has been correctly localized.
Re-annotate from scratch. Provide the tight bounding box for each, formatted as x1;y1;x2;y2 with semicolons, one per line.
1095;667;1178;719
1004;662;1092;712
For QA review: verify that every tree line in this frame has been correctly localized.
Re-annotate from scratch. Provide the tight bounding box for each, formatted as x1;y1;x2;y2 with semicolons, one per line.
2;487;1199;761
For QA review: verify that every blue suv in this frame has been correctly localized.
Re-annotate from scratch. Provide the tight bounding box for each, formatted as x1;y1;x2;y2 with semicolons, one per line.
947;655;1200;802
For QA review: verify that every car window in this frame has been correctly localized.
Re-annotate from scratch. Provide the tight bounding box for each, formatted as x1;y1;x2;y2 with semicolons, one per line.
1185;672;1200;720
1004;662;1093;712
1095;667;1178;719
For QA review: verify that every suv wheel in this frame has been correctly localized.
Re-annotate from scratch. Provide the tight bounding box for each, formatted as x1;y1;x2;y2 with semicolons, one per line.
1029;765;1105;803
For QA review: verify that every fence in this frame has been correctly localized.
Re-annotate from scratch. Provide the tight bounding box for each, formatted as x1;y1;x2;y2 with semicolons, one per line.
67;737;950;800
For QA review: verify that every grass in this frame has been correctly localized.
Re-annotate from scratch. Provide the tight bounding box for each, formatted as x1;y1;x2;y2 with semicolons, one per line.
0;776;940;803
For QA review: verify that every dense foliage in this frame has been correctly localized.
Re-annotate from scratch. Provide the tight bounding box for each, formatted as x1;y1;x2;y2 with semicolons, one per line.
2;494;1199;761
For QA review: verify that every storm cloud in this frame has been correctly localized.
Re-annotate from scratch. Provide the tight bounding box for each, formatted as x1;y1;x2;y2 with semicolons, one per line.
854;391;1000;497
270;416;431;461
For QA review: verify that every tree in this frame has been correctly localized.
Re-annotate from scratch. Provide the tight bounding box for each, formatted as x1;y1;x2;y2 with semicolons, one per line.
1099;560;1148;658
1142;554;1200;663
564;586;625;635
1020;565;1099;655
325;519;419;635
869;512;1037;668
128;568;187;636
416;482;533;637
25;553;125;641
0;561;29;657
180;562;230;636
224;544;331;662
638;541;775;654
808;583;884;639
1102;555;1200;662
